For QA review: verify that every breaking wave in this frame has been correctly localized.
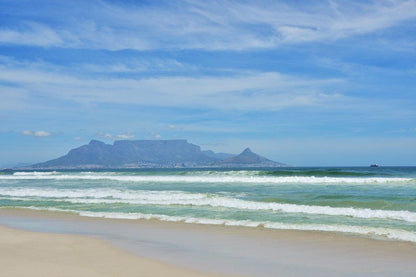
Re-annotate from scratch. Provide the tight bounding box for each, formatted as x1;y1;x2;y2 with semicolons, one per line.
1;172;413;184
12;207;416;243
2;187;416;222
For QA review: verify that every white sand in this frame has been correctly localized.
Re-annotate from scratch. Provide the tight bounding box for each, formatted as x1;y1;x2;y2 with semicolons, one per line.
0;224;216;277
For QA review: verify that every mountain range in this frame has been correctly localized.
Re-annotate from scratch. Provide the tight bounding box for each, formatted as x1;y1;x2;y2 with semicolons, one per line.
32;139;286;169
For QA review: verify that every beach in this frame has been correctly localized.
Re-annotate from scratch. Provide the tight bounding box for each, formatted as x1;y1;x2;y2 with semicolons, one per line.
0;223;214;277
1;208;416;277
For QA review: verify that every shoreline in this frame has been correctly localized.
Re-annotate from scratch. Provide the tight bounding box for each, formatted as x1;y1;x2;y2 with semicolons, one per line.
0;224;217;277
1;208;416;276
2;206;416;243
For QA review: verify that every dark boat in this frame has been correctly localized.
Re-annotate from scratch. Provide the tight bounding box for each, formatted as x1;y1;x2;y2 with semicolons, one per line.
370;164;379;167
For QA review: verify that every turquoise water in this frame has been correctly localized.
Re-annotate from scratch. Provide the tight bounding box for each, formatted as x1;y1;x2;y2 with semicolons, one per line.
1;167;416;242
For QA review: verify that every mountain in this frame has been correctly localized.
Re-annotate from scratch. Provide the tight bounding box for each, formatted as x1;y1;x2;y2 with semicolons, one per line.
34;139;215;168
216;148;286;167
31;140;286;169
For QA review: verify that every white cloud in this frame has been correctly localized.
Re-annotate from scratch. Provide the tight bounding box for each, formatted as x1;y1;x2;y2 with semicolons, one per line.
116;134;135;140
81;58;186;73
34;131;52;137
96;132;135;140
1;57;413;123
22;130;52;137
0;60;345;112
1;1;415;50
0;23;63;47
99;0;416;49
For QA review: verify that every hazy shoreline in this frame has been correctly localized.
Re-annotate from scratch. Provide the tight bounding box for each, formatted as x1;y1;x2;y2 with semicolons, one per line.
1;208;416;276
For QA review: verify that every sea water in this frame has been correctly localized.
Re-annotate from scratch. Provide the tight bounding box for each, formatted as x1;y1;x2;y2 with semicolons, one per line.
1;167;415;242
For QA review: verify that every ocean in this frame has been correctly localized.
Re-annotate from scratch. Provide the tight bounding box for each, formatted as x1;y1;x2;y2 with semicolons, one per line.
1;167;415;242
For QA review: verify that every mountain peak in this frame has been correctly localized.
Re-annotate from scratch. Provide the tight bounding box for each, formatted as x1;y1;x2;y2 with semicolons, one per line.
241;147;253;154
217;147;285;167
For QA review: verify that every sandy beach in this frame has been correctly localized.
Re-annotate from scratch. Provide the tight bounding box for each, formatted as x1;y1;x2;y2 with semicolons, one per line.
1;208;416;277
0;224;216;277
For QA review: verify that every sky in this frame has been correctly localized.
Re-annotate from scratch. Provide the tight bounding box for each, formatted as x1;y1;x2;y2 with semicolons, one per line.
0;0;415;167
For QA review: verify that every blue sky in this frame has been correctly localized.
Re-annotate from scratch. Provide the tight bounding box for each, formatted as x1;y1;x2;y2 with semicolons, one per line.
1;0;415;166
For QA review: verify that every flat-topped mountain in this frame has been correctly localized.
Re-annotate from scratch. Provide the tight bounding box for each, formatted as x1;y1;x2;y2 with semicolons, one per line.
34;139;213;168
32;139;286;169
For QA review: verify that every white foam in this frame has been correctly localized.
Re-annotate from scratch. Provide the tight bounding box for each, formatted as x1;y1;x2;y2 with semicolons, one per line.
1;173;413;184
2;187;416;222
0;188;208;201
13;207;416;243
12;171;58;176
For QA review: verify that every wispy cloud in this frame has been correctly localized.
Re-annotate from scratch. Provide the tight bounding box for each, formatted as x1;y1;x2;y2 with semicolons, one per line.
96;132;135;140
80;58;187;74
1;0;415;50
0;58;345;112
22;130;52;137
0;22;63;47
3;72;344;111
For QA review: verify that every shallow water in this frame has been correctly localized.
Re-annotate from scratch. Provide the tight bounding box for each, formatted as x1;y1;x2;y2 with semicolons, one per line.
1;167;416;242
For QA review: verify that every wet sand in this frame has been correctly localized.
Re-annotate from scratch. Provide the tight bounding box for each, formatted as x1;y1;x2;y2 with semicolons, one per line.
1;208;416;276
0;224;217;277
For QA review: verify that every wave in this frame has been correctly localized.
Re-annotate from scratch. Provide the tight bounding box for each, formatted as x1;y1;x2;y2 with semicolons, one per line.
1;172;413;184
0;188;208;201
9;169;391;178
257;170;382;177
12;171;58;176
10;206;416;243
2;187;416;222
